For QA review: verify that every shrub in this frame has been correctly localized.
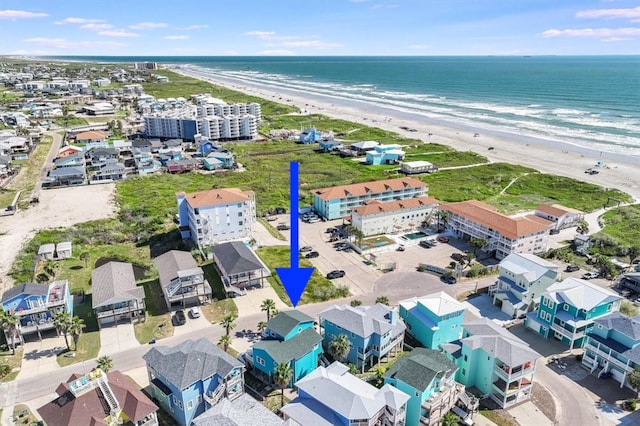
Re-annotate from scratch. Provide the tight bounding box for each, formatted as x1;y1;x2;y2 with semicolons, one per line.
0;364;11;378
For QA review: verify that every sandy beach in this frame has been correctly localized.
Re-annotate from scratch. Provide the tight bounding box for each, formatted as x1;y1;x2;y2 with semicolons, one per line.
172;66;640;201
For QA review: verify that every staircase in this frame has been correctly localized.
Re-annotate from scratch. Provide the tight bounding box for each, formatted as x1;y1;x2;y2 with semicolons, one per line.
97;377;122;423
458;391;479;411
166;279;183;297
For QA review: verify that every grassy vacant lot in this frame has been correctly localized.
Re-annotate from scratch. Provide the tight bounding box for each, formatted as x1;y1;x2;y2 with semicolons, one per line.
0;346;23;382
598;204;640;248
57;295;100;367
479;410;518;426
405;151;488;168
134;279;174;344
256;246;349;306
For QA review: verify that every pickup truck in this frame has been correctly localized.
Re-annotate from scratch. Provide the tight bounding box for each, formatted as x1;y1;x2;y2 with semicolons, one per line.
582;271;599;280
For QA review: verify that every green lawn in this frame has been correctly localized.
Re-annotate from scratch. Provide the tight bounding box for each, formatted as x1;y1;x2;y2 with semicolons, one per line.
134;279;174;344
593;204;640;255
0;346;23;382
256;246;349;306
200;261;239;321
57;295;100;367
404;151;488;168
479;409;518;426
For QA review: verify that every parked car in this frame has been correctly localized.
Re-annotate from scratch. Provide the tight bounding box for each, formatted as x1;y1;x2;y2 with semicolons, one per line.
437;236;449;243
565;264;580;272
276;223;290;231
308;217;322;223
189;306;201;318
300;246;313;252
396;245;405;251
441;275;457;284
327;270;346;279
582;271;599;280
550;229;560;235
174;310;187;325
451;253;468;262
419;240;434;248
265;216;277;222
325;227;336;233
305;251;320;259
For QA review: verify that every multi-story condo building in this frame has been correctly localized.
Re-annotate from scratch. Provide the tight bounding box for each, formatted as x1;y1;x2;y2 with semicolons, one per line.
488;253;559;318
442;318;540;408
439;200;550;259
281;362;410;426
312;177;428;220
350;196;439;237
176;188;256;247
526;277;622;349
582;312;640;389
534;204;585;231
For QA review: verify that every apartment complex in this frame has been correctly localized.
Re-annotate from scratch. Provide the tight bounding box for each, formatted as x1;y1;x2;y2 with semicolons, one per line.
439;200;550;259
312;177;428;220
350;196;439;237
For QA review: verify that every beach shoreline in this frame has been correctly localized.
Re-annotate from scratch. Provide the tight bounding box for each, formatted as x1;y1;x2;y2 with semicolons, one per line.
171;65;640;200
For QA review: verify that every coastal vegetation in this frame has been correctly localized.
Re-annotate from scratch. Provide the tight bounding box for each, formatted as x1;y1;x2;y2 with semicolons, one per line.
589;204;640;259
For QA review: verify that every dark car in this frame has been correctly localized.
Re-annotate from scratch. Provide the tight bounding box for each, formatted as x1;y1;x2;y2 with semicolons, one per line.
419;240;434;248
565;264;580;272
437;236;449;243
441;275;457;284
174;310;186;325
327;270;346;279
305;251;320;259
276;223;290;231
325;227;336;233
550;229;560;235
451;253;468;262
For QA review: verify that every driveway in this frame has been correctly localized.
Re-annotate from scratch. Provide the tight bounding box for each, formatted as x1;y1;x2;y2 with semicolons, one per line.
232;286;289;320
98;322;140;356
17;334;68;380
171;308;217;337
462;294;513;326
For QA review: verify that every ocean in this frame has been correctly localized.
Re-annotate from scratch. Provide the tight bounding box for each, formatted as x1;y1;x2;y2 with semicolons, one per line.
49;56;640;157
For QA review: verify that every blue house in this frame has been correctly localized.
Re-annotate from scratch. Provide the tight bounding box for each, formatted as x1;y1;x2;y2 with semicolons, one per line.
582;312;640;388
298;127;322;144
318;139;343;152
385;348;477;426
399;292;466;350
1;281;73;344
143;338;245;426
319;303;406;371
365;144;405;165
525;277;622;349
204;151;235;170
252;310;323;385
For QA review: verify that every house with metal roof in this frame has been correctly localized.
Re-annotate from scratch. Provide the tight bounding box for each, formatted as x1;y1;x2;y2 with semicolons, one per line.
384;348;477;426
281;362;410;426
212;241;269;296
91;261;145;328
152;250;211;310
582;312;640;388
38;369;158;426
525;277;622;349
399;292;466;350
488;253;559;319
319;304;406;371
192;393;295;426
47;165;86;186
143;338;245;426
441;318;541;408
365;144;406;165
252;310;323;385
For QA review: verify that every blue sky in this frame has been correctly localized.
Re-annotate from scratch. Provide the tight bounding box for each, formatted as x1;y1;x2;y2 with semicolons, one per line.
1;0;639;56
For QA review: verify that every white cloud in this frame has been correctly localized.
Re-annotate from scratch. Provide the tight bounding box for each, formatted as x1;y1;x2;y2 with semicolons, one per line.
98;30;140;38
0;9;48;20
226;50;239;55
577;6;640;20
258;49;294;55
244;31;276;39
129;22;168;30
80;23;113;31
540;27;640;38
281;40;342;49
409;44;430;50
54;17;103;24
24;37;126;50
8;49;59;56
183;24;208;30
163;35;189;40
601;36;633;42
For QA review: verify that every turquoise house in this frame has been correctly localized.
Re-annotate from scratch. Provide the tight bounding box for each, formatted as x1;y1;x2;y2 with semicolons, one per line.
252;310;323;385
365;144;406;165
399;291;466;350
384;348;476;426
525;277;622;349
582;312;640;389
299;127;322;144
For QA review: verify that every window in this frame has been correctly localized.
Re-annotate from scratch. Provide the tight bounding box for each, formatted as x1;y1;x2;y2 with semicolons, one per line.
239;221;243;226
238;212;243;217
462;369;466;376
256;356;266;366
197;395;202;404
173;396;178;405
187;400;193;410
178;401;183;410
606;303;612;311
464;354;468;362
563;304;569;311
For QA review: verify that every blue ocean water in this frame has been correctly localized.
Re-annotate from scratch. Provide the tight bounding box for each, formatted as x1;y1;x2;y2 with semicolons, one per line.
50;56;640;156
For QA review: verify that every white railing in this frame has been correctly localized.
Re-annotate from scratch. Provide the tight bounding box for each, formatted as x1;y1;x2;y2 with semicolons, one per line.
585;343;631;372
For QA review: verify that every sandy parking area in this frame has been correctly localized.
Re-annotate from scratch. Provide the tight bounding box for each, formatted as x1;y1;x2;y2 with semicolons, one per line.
0;183;117;293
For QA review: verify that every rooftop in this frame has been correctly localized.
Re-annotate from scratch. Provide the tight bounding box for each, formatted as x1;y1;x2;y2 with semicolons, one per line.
351;196;439;217
499;253;558;282
312;177;427;201
399;291;466;317
544;277;621;310
253;328;322;364
267;310;315;338
211;242;265;276
177;187;254;208
320;303;405;339
152;250;201;288
385;347;457;391
91;261;144;309
536;204;583;217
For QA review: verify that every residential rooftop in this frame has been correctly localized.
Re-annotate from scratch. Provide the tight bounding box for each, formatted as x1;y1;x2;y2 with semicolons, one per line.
177;188;254;208
312;177;427;201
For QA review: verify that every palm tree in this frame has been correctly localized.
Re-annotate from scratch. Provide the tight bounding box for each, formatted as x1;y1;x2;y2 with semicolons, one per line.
328;334;352;363
96;355;114;373
469;237;488;256
43;260;58;279
375;295;389;306
220;314;237;337
0;309;19;355
261;299;276;321
257;321;268;335
53;310;72;351
577;220;589;235
441;412;460;426
79;251;90;268
218;334;232;352
436;210;451;232
274;362;293;408
466;251;476;267
69;316;85;351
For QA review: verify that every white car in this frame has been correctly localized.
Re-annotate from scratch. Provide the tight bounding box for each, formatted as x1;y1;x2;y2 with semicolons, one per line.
189;306;201;318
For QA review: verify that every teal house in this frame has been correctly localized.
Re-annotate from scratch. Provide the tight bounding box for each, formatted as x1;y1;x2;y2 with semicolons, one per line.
365;144;406;165
384;348;477;426
525;277;622;349
399;292;466;350
252;310;323;385
442;318;540;408
582;312;640;389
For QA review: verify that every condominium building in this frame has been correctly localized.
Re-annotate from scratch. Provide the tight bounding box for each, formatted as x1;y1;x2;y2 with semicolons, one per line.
176;188;256;247
534;204;585;231
439;200;550;259
312;177;428;220
350;196;439;236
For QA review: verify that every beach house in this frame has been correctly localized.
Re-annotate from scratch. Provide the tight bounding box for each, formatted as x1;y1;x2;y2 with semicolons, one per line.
319;304;406;371
441;318;540;408
298;127;322;144
488;253;559;318
439;200;550;259
399;292;466;350
281;362;410;426
400;160;438;175
191;394;292;425
534;204;585;232
176;187;257;247
211;241;269;296
91;261;146;328
312;177;428;220
350;196;439;237
525;277;622;349
152;250;211;310
251;310;323;385
581;312;640;388
365;144;406;165
144;338;245;426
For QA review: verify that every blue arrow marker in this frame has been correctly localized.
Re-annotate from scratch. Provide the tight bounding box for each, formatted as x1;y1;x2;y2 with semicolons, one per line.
275;161;314;307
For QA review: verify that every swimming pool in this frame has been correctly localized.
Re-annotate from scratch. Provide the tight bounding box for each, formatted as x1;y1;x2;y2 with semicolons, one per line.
403;232;427;240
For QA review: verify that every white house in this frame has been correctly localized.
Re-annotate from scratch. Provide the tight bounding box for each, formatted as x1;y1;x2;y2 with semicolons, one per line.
92;77;111;87
401;160;438;174
350;196;439;236
176;188;257;247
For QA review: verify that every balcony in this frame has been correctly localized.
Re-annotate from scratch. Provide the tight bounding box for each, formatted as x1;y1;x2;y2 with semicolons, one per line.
551;322;585;340
96;303;143;319
421;381;463;412
494;361;534;381
492;377;532;396
585;342;632;372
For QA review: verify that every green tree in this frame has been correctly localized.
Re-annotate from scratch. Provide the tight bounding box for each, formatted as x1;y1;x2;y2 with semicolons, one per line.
328;334;352;363
577;220;590;235
274;362;293;408
350;299;363;307
628;367;640;397
79;251;90;268
373;365;386;388
261;299;276;321
466;251;476;267
257;321;268;335
0;309;19;355
53;310;72;351
441;412;460;426
96;355;114;373
69;316;85;351
218;334;232;352
220;314;237;337
436;210;451;232
375;296;389;306
628;245;640;265
43;260;59;279
469;237;488;256
620;300;639;317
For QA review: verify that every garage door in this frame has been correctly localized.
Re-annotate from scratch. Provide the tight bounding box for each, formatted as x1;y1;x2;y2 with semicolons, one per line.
100;316;116;326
